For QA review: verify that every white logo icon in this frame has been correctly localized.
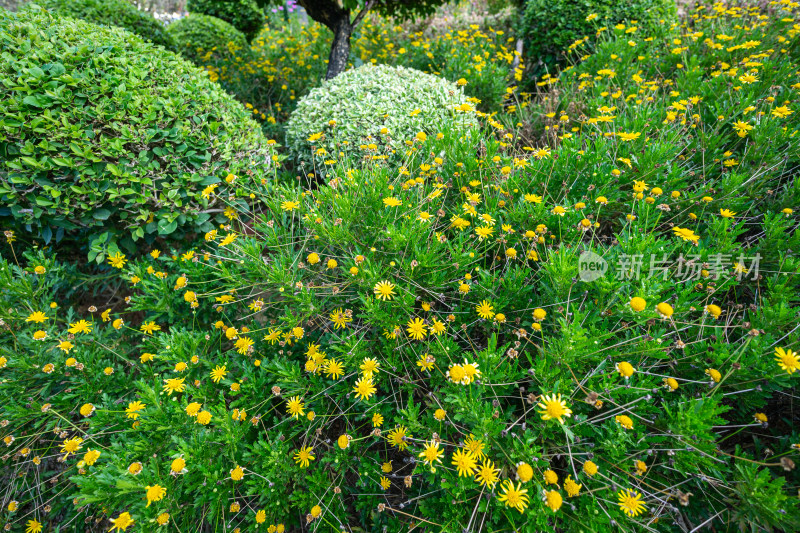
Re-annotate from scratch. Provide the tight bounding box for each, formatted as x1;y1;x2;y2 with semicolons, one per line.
578;251;607;282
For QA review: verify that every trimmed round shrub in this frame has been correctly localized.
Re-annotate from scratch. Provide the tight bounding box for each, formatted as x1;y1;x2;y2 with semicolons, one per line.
0;6;276;257
187;0;265;41
167;13;248;65
518;0;676;68
36;0;175;50
286;64;479;169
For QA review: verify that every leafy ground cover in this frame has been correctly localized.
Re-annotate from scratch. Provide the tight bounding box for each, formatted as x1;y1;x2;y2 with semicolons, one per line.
1;1;800;532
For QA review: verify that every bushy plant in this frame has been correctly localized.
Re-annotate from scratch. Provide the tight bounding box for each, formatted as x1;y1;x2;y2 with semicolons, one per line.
0;6;277;263
2;3;800;533
286;64;479;170
392;25;518;112
242;19;332;130
166;13;249;64
186;0;265;41
518;0;676;71
36;0;175;49
203;15;519;139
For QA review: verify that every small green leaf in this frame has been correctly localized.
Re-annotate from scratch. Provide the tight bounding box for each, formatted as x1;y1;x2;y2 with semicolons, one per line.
92;209;112;221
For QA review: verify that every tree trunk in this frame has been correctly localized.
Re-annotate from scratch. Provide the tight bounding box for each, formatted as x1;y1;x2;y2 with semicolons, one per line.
326;13;352;80
297;0;373;80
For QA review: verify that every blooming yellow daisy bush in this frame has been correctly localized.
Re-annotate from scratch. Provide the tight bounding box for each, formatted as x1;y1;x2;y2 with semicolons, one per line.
2;1;800;532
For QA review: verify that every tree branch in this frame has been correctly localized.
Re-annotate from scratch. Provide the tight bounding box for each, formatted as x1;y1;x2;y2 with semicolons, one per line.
296;0;348;29
351;0;373;28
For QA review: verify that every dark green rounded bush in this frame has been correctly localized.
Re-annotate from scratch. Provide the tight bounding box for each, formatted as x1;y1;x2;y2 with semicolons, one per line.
0;6;276;257
187;0;265;41
36;0;175;50
518;0;676;69
167;13;249;65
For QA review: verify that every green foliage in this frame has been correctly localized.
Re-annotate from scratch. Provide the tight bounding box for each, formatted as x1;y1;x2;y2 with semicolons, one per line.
518;0;676;72
380;21;516;112
365;0;453;22
166;13;249;65
486;0;510;15
0;6;277;261
729;461;800;532
2;2;800;533
193;15;519;141
35;0;175;49
285;63;478;169
258;0;455;25
186;0;265;41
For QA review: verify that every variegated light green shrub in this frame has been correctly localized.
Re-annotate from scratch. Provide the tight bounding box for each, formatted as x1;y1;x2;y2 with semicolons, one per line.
285;64;479;172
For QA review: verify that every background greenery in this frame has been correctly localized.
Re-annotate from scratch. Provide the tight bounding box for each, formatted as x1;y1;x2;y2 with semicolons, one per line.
1;1;800;532
37;0;176;49
186;0;265;41
167;12;249;63
517;0;676;75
